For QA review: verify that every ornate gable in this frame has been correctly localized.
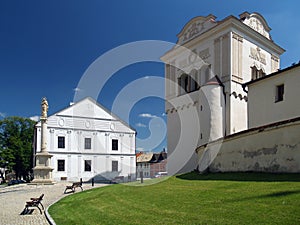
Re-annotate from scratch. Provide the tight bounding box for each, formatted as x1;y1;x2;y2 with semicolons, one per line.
177;14;217;45
240;12;272;40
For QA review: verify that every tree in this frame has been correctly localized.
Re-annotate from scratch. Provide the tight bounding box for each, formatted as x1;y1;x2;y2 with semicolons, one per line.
0;116;36;181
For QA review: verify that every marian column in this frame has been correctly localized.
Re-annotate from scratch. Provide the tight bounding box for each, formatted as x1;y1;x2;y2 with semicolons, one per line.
41;98;48;152
31;97;54;184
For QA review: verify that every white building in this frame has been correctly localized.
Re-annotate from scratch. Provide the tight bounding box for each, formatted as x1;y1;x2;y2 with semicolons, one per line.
161;12;286;174
33;97;136;182
246;63;300;128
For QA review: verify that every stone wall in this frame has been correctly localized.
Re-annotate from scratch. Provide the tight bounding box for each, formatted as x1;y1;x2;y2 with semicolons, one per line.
197;117;300;173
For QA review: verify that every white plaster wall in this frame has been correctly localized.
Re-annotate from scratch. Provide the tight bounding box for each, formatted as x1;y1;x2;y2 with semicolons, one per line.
34;98;136;182
36;128;136;182
51;154;135;182
201;85;225;141
166;84;225;174
248;66;300;128
36;129;134;155
166;91;200;175
46;117;133;134
198;120;300;173
230;82;248;133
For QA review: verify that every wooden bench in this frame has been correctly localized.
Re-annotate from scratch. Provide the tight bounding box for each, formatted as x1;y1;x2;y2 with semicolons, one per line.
23;194;44;214
64;182;83;193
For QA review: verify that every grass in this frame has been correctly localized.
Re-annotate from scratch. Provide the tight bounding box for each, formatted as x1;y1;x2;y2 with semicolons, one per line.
48;172;300;225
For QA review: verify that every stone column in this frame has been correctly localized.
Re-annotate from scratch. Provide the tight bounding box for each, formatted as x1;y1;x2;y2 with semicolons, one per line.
41;99;48;152
31;97;54;184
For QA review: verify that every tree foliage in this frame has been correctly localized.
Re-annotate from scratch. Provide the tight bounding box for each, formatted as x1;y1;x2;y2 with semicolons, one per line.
0;116;36;181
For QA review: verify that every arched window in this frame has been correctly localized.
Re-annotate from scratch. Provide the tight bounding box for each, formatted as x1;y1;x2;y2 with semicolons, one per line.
178;74;188;95
251;66;265;80
177;73;199;96
190;69;199;91
184;75;189;92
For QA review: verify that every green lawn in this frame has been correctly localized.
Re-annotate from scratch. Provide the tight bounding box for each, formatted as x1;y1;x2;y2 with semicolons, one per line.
49;172;300;225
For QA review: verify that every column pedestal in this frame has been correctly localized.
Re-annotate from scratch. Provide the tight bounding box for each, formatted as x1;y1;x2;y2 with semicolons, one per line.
31;152;54;184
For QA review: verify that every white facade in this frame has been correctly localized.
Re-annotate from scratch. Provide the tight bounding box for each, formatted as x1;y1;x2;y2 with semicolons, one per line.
33;97;136;182
247;64;300;128
161;12;285;174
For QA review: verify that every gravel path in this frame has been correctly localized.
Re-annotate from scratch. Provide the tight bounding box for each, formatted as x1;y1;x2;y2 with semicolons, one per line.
0;182;109;225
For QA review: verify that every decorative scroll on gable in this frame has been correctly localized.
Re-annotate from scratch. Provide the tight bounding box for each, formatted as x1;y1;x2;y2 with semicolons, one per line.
240;12;272;40
177;14;217;45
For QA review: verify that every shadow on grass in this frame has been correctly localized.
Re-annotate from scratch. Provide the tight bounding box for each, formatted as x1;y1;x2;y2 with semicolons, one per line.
176;171;300;182
228;190;300;203
264;190;300;197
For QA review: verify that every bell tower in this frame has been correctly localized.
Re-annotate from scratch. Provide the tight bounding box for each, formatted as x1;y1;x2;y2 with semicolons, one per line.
161;12;285;174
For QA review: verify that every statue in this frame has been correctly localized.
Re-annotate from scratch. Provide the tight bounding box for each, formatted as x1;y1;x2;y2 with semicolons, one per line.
41;97;49;118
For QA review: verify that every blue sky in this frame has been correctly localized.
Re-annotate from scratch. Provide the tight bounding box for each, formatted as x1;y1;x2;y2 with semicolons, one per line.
0;1;299;152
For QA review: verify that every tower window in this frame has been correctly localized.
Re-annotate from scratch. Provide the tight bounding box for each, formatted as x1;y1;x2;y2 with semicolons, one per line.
251;66;265;80
178;73;199;96
275;84;284;102
184;76;189;92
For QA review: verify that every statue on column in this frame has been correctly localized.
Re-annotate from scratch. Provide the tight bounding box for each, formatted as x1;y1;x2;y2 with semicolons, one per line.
31;97;54;184
41;97;49;118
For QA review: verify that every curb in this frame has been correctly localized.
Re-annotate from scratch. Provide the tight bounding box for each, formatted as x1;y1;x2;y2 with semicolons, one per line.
44;183;110;224
44;194;67;225
45;205;57;225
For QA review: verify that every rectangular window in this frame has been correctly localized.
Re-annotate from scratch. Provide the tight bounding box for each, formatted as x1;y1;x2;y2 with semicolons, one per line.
112;139;118;151
275;84;284;102
84;138;91;149
57;160;65;171
58;136;65;148
112;160;118;172
84;160;91;172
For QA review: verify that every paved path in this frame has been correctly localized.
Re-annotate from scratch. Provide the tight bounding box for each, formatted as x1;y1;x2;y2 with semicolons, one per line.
0;182;109;225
